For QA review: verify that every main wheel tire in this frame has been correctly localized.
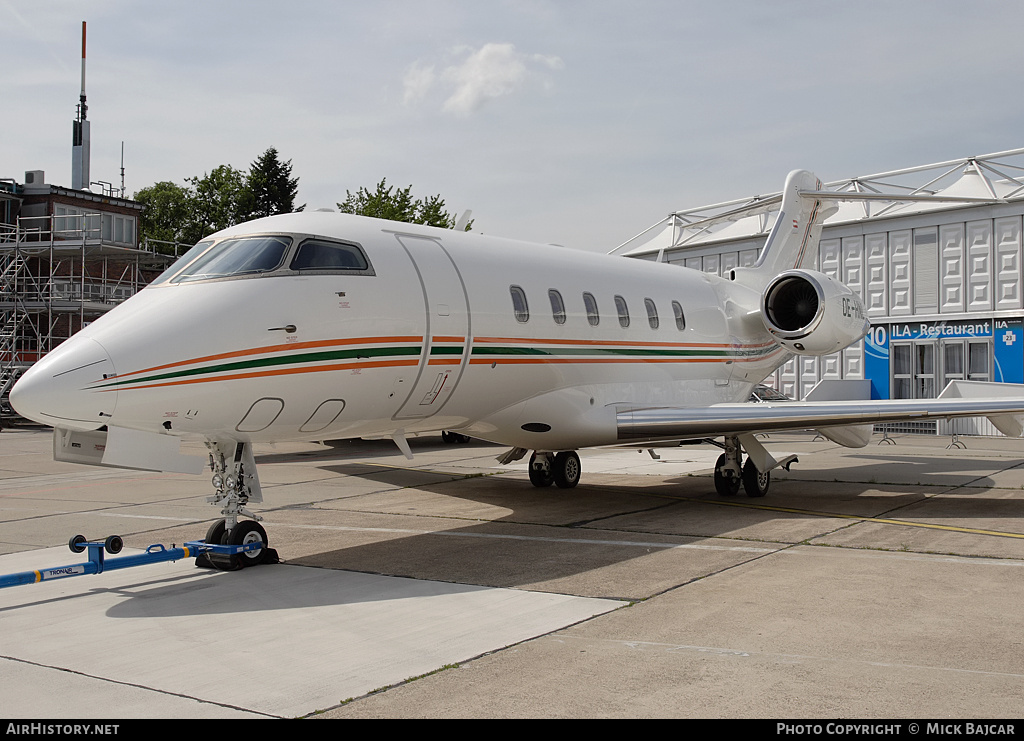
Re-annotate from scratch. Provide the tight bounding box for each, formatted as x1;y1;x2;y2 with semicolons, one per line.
714;453;741;496
742;457;770;498
553;451;581;489
528;453;554;487
228;520;269;568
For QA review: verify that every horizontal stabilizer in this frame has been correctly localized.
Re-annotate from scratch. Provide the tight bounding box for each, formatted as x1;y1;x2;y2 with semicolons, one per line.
804;379;873;448
938;380;1024;437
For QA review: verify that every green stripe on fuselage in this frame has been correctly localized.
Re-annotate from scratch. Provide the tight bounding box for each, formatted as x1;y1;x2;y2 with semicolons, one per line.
92;345;423;389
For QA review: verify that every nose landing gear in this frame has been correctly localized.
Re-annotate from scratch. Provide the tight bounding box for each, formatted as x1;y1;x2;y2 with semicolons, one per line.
198;441;279;570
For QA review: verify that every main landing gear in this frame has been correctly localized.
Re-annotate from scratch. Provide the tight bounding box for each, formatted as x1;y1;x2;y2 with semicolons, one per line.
528;450;581;489
712;435;793;498
199;440;279;570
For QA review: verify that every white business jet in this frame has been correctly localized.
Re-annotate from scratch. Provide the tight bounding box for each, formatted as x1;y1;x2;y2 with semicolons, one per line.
11;170;1024;566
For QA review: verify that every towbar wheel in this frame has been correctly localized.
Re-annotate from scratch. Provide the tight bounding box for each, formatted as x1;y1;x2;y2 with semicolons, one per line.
69;534;88;553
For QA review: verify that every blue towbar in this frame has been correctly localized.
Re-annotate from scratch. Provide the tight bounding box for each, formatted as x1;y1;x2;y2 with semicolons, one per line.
0;534;269;589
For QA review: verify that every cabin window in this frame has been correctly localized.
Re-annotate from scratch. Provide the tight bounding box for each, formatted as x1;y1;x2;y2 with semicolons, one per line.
672;301;686;330
548;289;566;325
169;236;292;284
583;292;599;326
291;239;371;272
645;298;659;329
614;295;630;328
510;285;529;323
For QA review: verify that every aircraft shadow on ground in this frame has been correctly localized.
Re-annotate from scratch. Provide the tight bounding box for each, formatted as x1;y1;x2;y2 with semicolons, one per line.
26;441;1019;620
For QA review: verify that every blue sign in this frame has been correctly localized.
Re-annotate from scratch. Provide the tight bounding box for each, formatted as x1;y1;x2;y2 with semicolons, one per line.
865;319;1024;398
864;325;889;400
994;319;1023;384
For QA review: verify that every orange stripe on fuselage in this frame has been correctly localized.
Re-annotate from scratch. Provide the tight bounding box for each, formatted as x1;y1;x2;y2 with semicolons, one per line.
472;336;773;350
109;358;420;391
111;336;424;382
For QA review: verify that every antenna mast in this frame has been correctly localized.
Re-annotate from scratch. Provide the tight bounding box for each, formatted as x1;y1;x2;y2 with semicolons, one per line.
71;21;90;190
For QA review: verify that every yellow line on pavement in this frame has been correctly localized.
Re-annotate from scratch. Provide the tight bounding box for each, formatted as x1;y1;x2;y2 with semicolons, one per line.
692;497;1024;539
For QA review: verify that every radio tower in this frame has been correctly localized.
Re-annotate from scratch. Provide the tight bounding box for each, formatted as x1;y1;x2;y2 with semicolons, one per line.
71;21;90;191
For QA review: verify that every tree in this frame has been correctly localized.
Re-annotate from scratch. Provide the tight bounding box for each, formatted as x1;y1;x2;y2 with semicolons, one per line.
337;179;472;230
245;147;303;219
134;147;304;249
134;181;191;245
185;164;252;243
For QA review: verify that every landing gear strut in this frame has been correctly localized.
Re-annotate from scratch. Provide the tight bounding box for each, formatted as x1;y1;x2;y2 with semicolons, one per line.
528;450;581;489
199;441;278;570
713;436;743;496
713;435;772;498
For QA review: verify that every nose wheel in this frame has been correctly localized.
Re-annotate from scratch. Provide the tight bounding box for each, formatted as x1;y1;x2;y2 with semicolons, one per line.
198;440;278;570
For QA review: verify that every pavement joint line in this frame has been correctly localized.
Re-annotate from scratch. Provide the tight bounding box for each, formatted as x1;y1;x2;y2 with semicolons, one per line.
646;492;1024;540
0;655;280;719
544;633;1024;679
258;521;777;553
869;456;1024;524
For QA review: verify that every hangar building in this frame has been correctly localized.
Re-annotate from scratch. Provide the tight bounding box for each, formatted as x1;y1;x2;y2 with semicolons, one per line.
617;149;1024;436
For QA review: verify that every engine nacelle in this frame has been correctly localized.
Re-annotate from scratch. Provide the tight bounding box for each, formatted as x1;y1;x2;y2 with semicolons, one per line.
761;269;870;355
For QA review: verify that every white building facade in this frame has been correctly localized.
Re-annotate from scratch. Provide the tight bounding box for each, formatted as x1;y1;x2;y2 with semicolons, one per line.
618;150;1024;435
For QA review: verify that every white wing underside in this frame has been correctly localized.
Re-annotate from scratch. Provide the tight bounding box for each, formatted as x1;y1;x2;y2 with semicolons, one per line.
616;381;1024;445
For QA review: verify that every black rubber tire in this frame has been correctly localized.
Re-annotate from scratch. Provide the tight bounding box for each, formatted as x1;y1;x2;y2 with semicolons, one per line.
104;535;124;555
553;451;581;489
714;453;741;496
204;519;227;546
528;453;554;487
228;520;269;568
742;457;770;498
69;534;88;553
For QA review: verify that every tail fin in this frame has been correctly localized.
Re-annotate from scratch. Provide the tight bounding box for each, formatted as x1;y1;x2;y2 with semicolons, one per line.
753;170;838;276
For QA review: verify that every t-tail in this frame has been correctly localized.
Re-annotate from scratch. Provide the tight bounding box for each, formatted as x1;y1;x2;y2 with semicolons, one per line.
735;170;868;357
752;169;838;279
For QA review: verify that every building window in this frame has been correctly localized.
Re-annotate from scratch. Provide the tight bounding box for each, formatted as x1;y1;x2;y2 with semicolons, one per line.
583;292;599;326
644;298;659;329
510;285;529;323
942;339;991;388
548;289;566;325
614;295;630;328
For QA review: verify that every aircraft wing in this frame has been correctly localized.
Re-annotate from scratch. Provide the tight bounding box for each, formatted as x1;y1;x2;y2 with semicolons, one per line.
616;381;1024;444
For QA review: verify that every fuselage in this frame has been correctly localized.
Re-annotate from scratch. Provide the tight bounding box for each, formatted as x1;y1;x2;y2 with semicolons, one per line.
10;211;791;451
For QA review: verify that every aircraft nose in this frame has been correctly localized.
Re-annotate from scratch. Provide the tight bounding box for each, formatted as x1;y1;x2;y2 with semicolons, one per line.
9;338;118;431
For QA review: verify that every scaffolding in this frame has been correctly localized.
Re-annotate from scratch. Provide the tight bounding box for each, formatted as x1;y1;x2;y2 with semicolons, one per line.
0;213;178;419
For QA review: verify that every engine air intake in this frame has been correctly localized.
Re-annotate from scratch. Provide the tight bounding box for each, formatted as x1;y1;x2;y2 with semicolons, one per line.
764;274;821;335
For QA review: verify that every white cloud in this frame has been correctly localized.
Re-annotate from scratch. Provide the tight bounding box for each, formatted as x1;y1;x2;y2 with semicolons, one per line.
402;61;436;105
405;42;563;116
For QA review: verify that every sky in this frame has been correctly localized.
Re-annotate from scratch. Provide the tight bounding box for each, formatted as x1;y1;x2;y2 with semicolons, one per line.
4;0;1024;252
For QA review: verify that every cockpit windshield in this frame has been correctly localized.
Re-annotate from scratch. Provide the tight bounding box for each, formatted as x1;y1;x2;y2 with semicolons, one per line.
148;233;374;287
168;236;292;284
